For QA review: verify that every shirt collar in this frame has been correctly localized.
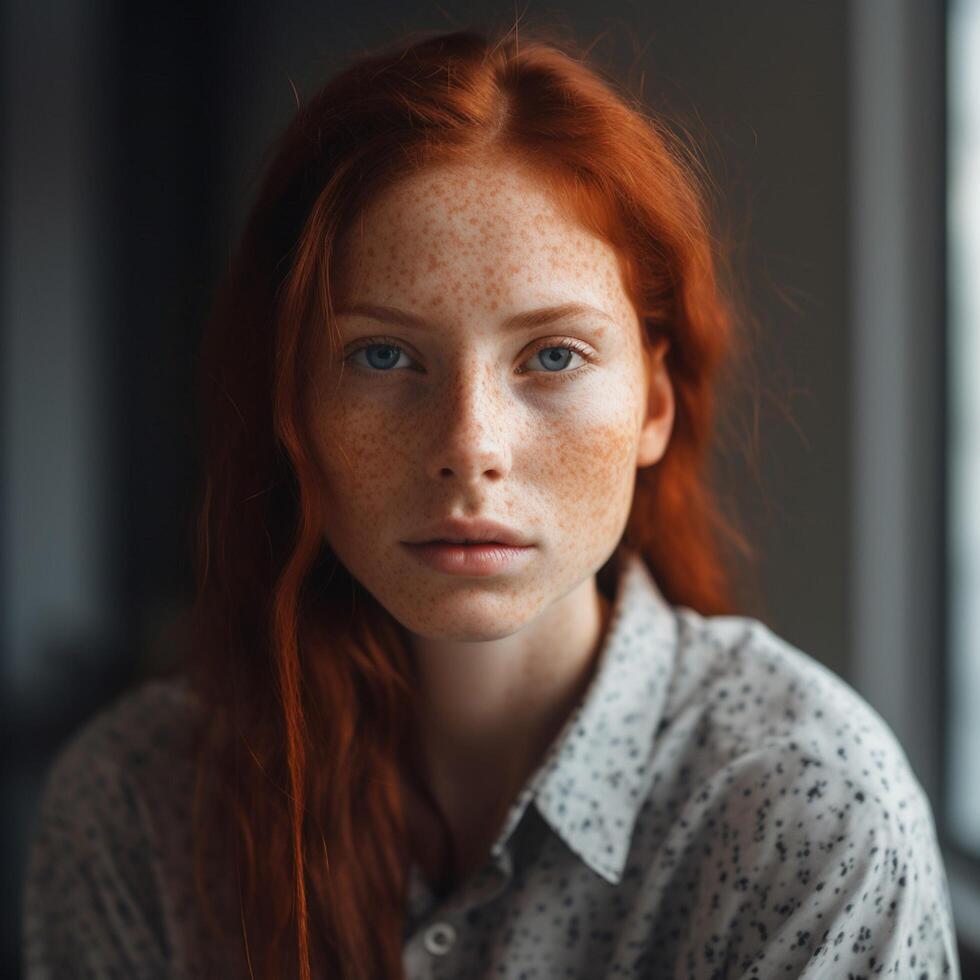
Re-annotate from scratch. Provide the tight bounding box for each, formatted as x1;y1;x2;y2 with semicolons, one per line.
490;545;679;885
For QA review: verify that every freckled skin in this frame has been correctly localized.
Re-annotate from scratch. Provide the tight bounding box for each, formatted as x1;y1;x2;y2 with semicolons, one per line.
305;157;673;873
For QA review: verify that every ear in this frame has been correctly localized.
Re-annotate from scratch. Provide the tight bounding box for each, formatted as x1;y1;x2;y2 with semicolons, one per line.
636;336;674;468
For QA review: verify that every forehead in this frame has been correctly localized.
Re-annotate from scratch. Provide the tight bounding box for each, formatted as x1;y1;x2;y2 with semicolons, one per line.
335;159;633;320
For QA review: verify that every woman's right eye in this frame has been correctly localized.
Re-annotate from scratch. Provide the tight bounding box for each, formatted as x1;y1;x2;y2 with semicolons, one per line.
347;342;413;372
344;338;417;375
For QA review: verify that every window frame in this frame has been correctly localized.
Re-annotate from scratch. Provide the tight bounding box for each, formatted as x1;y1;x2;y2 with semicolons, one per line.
848;0;980;958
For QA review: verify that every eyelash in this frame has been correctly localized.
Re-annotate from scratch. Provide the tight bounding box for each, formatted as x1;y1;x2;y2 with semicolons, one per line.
342;335;597;384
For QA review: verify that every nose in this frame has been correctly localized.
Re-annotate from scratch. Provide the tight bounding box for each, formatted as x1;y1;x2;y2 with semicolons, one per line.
426;363;511;485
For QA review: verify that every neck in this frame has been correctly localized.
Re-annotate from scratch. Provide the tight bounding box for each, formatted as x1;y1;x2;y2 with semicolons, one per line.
403;571;615;885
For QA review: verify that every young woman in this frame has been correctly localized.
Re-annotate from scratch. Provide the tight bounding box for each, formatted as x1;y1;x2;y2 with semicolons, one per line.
23;26;960;980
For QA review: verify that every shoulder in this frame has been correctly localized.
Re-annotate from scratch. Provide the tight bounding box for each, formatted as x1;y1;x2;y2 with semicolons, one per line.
49;671;203;770
665;608;921;793
23;673;212;979
36;673;206;831
31;670;208;893
648;609;959;975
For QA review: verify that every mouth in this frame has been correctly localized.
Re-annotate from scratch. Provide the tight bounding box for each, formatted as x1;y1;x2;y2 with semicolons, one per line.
401;540;535;576
426;539;516;545
402;517;533;549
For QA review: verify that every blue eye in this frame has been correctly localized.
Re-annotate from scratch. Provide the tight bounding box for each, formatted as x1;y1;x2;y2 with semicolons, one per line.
344;339;416;373
533;347;576;372
521;341;591;377
359;344;407;371
343;336;593;381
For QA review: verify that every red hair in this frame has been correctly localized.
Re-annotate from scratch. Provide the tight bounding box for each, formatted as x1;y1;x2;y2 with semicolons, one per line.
171;24;755;979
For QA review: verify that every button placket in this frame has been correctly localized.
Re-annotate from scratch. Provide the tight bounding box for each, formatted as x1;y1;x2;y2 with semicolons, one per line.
423;921;456;956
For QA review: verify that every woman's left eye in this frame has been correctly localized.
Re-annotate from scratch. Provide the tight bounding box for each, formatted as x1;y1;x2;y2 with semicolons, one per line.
522;341;590;375
343;338;593;380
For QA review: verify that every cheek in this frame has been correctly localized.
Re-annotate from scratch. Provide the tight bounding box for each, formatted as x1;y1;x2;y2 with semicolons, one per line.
312;404;410;517
528;394;641;526
550;421;636;501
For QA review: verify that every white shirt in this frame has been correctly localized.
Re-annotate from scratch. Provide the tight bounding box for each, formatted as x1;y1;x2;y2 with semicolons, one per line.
22;547;961;978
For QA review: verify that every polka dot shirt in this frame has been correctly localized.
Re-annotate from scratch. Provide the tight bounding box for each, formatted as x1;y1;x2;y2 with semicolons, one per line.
22;548;961;978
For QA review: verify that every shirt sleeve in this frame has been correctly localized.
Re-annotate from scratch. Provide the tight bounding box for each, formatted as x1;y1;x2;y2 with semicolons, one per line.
676;745;961;979
763;777;958;977
21;741;172;980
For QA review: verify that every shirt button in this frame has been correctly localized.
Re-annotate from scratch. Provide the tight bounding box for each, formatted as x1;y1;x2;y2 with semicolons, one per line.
423;921;456;956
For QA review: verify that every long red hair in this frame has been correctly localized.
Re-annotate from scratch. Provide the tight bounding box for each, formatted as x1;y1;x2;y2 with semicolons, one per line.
169;24;755;979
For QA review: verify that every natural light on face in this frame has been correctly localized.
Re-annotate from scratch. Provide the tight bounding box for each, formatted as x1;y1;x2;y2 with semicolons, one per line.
305;155;670;641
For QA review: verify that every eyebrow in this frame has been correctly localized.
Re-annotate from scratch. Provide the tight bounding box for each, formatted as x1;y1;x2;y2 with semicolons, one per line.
333;301;618;332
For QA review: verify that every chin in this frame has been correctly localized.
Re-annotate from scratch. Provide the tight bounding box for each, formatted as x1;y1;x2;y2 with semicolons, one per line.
392;600;533;642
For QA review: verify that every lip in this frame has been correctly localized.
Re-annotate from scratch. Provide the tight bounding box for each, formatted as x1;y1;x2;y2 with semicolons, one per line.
402;517;533;547
401;541;535;577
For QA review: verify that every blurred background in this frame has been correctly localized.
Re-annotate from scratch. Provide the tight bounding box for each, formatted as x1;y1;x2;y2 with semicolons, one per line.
2;0;977;976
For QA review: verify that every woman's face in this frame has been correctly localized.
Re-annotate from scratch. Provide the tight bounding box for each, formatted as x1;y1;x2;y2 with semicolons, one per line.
306;157;673;640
